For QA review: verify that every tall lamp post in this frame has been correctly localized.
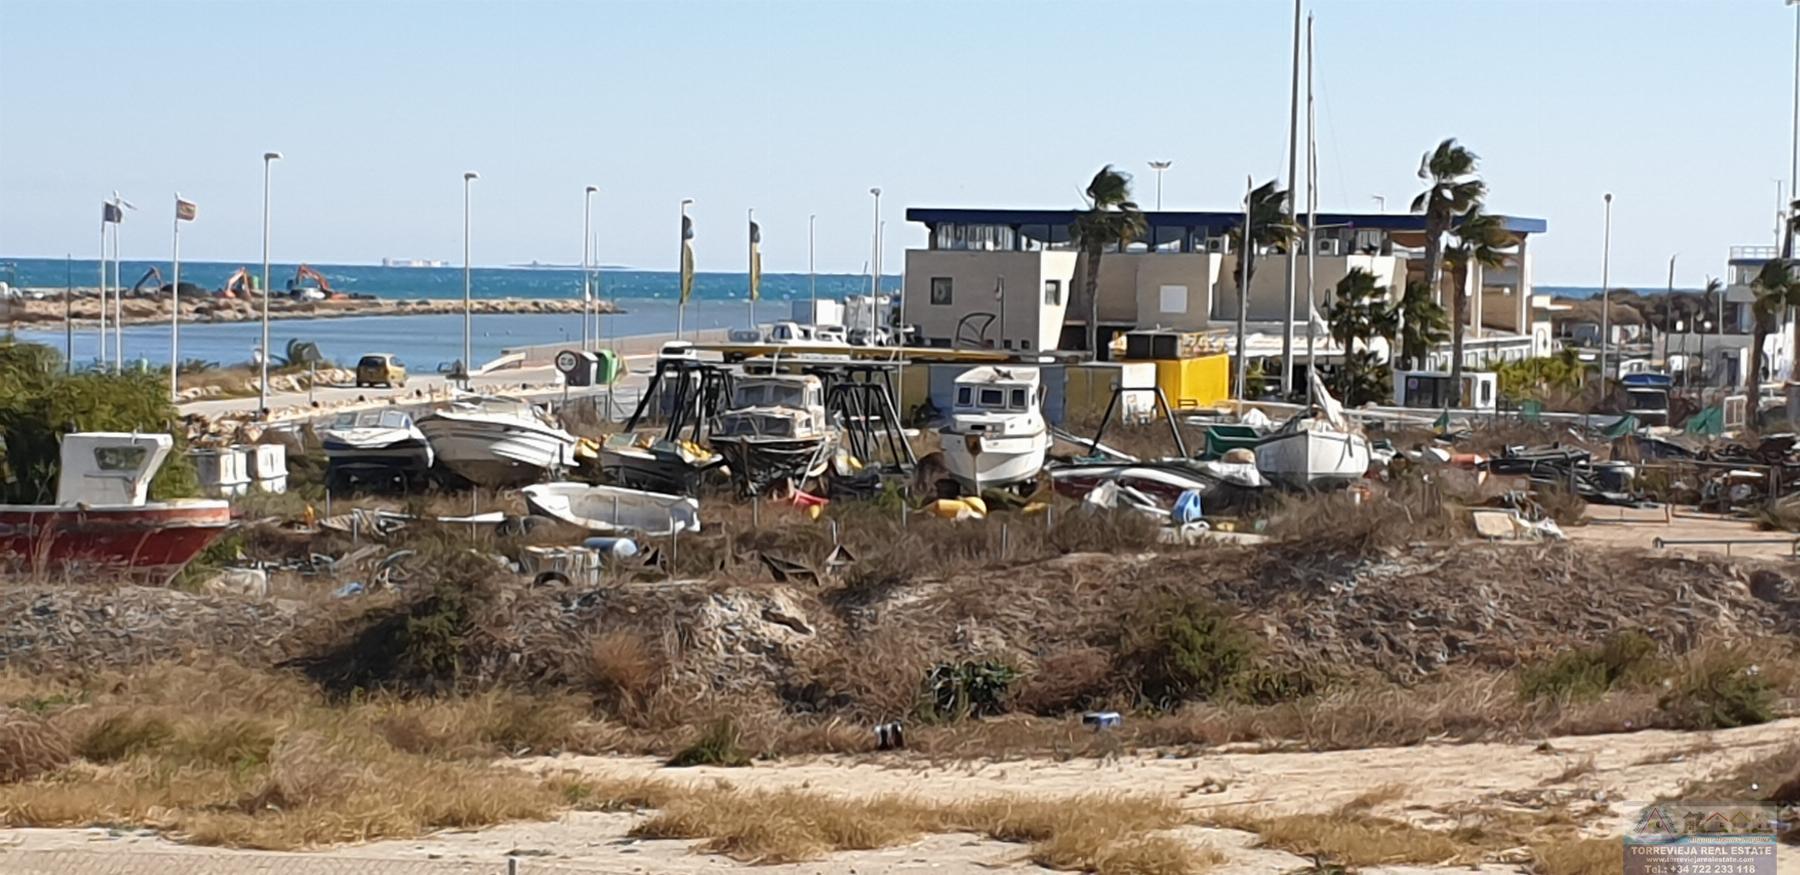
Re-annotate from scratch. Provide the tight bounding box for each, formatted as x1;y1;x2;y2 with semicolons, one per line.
868;186;882;302
1665;252;1678;372
582;185;597;350
1148;161;1172;211
462;171;479;387
1598;193;1614;386
808;213;817;318
258;151;281;416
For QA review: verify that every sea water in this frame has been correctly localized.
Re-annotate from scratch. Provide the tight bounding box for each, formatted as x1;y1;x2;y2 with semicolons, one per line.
3;258;897;369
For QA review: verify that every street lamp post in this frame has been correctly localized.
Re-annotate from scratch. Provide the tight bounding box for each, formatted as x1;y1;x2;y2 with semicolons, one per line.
258;151;281;416
1371;195;1386;212
463;171;479;387
808;213;817;318
1665;253;1678;371
583;185;597;350
869;187;882;299
1599;193;1614;386
1148;161;1172;211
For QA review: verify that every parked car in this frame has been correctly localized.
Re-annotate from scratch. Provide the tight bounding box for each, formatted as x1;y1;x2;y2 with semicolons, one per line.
355;353;407;388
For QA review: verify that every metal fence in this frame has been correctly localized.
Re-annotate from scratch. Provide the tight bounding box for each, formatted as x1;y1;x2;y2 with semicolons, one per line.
0;851;637;875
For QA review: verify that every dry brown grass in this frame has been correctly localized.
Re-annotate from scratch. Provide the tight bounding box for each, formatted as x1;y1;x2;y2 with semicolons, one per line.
1204;806;1474;867
0;708;72;783
1531;838;1623;875
629;786;1210;872
581;630;667;718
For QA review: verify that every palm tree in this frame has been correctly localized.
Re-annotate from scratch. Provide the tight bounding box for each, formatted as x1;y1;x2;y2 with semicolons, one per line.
1749;259;1792;396
1071;165;1147;357
1393;280;1449;369
1323;268;1397;406
1411;139;1486;308
1441;208;1513;406
1223;180;1296;391
1225;180;1297;305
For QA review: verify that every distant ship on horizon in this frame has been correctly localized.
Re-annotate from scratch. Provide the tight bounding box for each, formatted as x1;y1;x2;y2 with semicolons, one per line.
381;257;449;268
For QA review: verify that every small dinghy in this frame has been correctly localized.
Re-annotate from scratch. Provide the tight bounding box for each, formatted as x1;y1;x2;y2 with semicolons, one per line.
522;482;700;537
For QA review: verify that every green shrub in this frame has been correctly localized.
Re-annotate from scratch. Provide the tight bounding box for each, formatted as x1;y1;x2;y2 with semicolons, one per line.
667;718;751;767
1122;597;1260;708
1658;649;1777;730
924;661;1019;720
1518;631;1657;701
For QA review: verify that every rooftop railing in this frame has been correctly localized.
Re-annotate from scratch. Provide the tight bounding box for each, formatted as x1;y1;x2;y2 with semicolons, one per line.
1729;244;1778;261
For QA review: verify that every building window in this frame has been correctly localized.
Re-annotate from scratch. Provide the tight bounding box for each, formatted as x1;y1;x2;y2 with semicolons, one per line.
1160;284;1188;315
930;277;953;305
1043;280;1062;305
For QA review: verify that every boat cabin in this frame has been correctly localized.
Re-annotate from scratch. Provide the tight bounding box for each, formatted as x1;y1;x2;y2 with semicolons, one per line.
1622;373;1673;426
713;375;829;439
56;433;174;507
1393;370;1497;412
952;367;1043;414
329;408;417;431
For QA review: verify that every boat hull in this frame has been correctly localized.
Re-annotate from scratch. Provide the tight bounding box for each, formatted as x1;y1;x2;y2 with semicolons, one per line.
522;482;700;536
1254;428;1371;489
418;414;575;488
0;501;232;584
940;429;1049;489
708;435;831;496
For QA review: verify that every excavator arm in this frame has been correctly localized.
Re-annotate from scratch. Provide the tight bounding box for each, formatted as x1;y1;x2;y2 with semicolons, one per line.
294;264;334;295
130;266;164;296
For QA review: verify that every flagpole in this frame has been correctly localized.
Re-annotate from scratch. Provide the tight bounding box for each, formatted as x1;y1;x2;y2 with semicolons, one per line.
1280;0;1302;400
111;204;122;371
97;215;107;369
171;194;182;402
463;171;479;388
808;214;817;319
678;198;693;340
747;208;756;330
582;185;596;350
65;254;73;373
1236;175;1252;401
259;151;281;416
1303;11;1318;406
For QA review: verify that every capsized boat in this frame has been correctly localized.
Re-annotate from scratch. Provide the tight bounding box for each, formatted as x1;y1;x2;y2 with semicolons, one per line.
708;374;837;496
598;432;717;495
0;433;231;584
938;366;1050;492
522;482;700;537
319;407;434;487
416;395;577;488
1253;370;1372;489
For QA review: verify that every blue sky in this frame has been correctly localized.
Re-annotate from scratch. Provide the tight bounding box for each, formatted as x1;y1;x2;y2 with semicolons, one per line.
0;0;1794;286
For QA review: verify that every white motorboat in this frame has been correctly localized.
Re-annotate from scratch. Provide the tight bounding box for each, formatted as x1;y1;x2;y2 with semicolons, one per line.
708;374;836;496
598;433;717;495
1253;370;1372;489
319;407;434;486
416;395;577;488
939;366;1050;492
522;482;700;537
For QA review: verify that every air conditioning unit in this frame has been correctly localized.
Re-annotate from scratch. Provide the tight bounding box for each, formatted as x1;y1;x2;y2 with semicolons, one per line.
1316;237;1342;256
1204;237;1227;253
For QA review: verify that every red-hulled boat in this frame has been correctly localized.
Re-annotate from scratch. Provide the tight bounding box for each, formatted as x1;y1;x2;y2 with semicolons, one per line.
0;433;231;584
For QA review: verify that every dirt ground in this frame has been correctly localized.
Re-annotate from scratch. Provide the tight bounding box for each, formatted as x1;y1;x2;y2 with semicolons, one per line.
5;719;1796;875
1570;507;1800;561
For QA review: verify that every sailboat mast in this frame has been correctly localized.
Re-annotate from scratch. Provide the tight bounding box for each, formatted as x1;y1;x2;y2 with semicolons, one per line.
1305;11;1318;404
1279;0;1303;399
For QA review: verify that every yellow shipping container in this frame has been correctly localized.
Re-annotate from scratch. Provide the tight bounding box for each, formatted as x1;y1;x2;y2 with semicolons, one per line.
1155;353;1231;411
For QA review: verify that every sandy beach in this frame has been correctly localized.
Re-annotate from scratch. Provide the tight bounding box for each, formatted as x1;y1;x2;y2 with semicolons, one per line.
5;290;620;327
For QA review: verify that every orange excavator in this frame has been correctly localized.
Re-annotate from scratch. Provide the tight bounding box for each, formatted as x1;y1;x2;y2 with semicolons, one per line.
221;267;255;299
289;264;346;300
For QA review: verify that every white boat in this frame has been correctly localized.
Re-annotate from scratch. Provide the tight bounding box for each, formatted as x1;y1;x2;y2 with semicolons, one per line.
319;407;434;486
522;482;700;537
1253;370;1372;489
939;366;1050;491
416;395;577;488
708;374;837;496
598;433;716;495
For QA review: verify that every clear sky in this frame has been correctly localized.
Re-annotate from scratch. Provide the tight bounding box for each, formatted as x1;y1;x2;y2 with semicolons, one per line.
0;0;1794;287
